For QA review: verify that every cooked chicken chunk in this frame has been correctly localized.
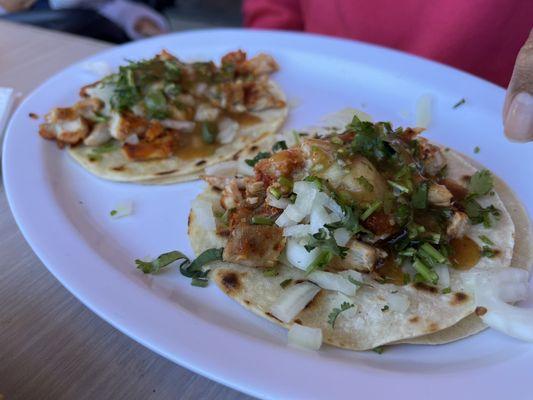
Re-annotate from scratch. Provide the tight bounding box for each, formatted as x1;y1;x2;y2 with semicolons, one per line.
254;148;304;186
330;239;378;272
428;183;453;207
39;107;89;144
240;53;279;76
122;136;174;160
418;138;447;176
109;112;148;141
446;211;469;239
194;103;220;122
223;222;285;268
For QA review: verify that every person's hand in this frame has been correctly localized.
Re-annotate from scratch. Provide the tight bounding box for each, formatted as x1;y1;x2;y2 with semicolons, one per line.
503;29;533;142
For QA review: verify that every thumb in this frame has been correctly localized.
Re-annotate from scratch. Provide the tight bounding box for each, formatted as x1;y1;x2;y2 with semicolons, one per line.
503;28;533;142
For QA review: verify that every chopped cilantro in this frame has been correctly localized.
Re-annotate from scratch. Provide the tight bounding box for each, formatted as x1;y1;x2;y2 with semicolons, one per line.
245;151;271;167
328;301;355;328
305;229;348;259
306;250;334;275
144;88;168;119
372;346;385;354
381;305;389;312
110;210;117;216
272;140;288;152
251;216;274;225
280;279;292;288
263;267;279;277
441;287;452;294
481;246;497;258
474;146;480;154
411;182;428;209
453;98;466;109
463;198;501;227
388;180;410;194
179;248;224;286
479;235;495;246
360;200;382;221
468;170;493;197
135;250;189;274
347;276;374;288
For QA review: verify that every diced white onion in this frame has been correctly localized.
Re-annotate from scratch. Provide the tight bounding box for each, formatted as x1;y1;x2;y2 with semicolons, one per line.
387;292;410;313
333;228;351;246
217;118;239;144
160;119;195;132
288;324;322;351
110;200;133;219
191;199;216;230
434;265;450;289
283;224;311;238
275;212;296;228
321;163;346;183
415;94;433;128
204;161;238;176
308;270;357;297
82;61;113;77
237;158;255;176
474;267;533;342
285;238;319;270
270;282;321;323
310;204;333;234
338;269;365;283
125;134;139;145
266;193;291;209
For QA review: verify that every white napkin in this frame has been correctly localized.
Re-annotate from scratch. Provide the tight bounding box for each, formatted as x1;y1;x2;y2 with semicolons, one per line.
0;87;14;150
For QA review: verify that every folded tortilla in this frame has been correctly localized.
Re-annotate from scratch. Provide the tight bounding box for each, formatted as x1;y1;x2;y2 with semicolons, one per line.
187;110;532;350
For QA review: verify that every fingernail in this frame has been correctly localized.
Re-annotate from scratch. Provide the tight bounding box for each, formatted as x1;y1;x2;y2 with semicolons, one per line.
504;92;533;142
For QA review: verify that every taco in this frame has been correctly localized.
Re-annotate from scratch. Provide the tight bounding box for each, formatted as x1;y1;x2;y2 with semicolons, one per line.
38;50;288;183
187;109;532;351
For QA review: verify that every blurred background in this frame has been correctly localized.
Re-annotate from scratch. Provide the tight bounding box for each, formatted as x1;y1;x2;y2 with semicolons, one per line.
0;0;242;43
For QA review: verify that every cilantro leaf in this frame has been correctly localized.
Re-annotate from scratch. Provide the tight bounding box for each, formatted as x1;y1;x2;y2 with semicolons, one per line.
411;182;428;209
245;151;271;167
347;276;374;288
179;248;224;281
272;140;288;152
357;176;374;192
135;251;189;274
468;170;493;197
305;228;348;258
327;302;355;328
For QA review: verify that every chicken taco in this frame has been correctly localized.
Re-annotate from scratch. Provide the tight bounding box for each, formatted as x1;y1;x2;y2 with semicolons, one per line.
38;50;288;183
185;109;532;351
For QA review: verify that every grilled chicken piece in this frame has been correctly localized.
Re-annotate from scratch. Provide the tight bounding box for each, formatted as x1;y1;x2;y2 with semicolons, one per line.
244;80;285;111
220;179;246;210
340;155;388;204
76;98;104;119
221;50;247;66
39;107;89;144
223;222;285;268
239;53;279;76
109;112;149;141
83;122;111;146
428;183;453;207
254;148;304;186
446;211;469;239
417;138;447;176
122;136;174;160
330;239;378;272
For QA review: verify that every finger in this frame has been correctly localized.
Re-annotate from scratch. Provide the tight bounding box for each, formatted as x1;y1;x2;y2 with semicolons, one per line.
503;29;533;142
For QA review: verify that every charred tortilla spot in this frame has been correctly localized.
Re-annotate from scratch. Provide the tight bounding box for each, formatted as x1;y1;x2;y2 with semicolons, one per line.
294;279;305;284
112;165;125;171
156;169;177;176
211;186;222;193
294;319;302;324
409;316;420;323
413;282;439;294
29;112;39;119
427;322;439;333
195;159;206;166
461;175;471;183
265;311;282;322
475;306;488;316
451;292;469;305
250;145;258;151
232;150;242;161
244;299;250;305
220;271;242;294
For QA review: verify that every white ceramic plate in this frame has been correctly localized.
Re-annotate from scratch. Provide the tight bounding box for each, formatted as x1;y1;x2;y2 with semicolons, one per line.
3;30;533;400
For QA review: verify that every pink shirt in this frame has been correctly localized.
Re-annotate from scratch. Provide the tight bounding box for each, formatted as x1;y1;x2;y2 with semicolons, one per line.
243;0;533;87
